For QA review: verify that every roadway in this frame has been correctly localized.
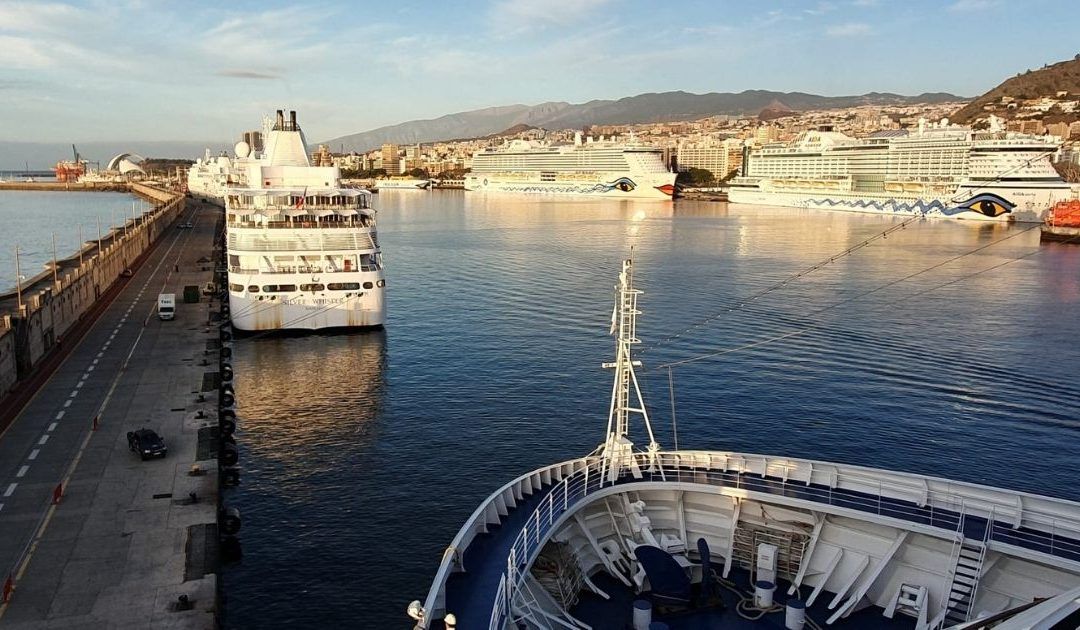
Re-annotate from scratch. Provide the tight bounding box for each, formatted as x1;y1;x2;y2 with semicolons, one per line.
0;199;221;628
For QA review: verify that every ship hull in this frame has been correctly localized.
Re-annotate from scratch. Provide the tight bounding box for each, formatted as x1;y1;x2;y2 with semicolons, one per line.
465;173;675;200
728;183;1071;223
227;278;385;332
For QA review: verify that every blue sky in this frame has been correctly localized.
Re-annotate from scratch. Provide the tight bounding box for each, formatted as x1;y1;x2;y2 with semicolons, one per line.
1;0;1078;143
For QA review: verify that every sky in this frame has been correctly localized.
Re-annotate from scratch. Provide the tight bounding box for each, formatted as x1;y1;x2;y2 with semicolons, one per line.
1;0;1078;145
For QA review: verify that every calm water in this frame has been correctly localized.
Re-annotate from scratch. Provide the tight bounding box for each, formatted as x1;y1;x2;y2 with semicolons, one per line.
0;190;146;291
222;192;1080;628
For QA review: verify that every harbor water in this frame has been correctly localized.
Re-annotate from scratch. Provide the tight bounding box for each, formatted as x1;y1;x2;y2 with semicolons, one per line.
221;192;1080;628
0;190;144;292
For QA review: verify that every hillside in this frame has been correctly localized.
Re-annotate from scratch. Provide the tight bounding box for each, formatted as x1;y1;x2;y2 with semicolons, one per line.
324;90;964;152
952;57;1080;124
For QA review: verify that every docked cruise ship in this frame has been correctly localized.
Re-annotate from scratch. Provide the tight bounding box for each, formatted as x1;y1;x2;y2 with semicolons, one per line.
730;118;1073;222
225;110;385;332
410;259;1080;630
466;134;677;200
187;149;235;206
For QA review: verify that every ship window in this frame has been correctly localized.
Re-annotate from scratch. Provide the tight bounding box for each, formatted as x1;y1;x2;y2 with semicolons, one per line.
327;282;360;291
299;283;325;292
262;284;297;293
247;285;260;293
229;255;240;267
363;281;374;290
229;283;244;293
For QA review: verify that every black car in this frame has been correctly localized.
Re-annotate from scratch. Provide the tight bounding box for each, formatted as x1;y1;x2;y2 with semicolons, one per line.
127;429;167;460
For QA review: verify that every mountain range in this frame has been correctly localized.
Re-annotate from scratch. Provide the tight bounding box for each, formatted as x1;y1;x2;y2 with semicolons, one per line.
951;57;1080;124
323;90;964;152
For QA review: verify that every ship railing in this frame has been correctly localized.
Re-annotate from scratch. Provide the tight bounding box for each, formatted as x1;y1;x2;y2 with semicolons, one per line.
228;264;380;276
485;450;1080;629
227;219;375;230
416;457;597;629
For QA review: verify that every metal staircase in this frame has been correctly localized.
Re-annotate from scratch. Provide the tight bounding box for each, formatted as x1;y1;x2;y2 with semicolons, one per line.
942;538;987;626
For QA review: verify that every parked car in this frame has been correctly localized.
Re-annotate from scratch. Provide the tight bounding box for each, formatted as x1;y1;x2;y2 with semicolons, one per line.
127;429;167;460
120;268;134;278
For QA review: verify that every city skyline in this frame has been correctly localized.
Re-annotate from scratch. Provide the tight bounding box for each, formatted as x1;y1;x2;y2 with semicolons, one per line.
1;0;1078;144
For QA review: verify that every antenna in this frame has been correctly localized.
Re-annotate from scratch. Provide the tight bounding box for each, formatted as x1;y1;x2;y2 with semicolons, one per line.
599;254;660;482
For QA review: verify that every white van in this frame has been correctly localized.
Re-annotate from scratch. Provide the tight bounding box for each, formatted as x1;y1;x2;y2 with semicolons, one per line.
158;294;176;321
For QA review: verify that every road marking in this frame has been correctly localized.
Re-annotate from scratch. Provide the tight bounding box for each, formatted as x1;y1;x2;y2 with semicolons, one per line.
92;358;99;365
29;449;39;460
76;381;84;389
87;365;95;372
38;435;49;445
4;483;15;497
70;389;79;396
55;411;65;420
0;504;4;513
63;399;72;408
96;352;103;359
48;422;57;432
16;466;29;478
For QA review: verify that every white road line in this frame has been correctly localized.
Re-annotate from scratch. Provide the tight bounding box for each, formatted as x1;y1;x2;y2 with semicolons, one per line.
16;465;28;478
48;422;57;432
56;410;65;420
38;435;49;445
4;483;15;497
87;365;95;372
80;374;88;381
92;358;99;365
29;449;39;460
0;504;4;513
63;399;72;408
96;352;103;359
76;381;84;389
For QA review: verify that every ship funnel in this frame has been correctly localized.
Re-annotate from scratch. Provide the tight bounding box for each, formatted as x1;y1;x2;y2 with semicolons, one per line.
290;110;297;127
275;110;284;128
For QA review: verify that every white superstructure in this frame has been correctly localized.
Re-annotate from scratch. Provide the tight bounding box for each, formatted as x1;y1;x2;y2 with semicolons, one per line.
225;110;385;332
374;178;431;190
730;118;1073;222
411;259;1080;630
466;134;676;200
186;149;235;206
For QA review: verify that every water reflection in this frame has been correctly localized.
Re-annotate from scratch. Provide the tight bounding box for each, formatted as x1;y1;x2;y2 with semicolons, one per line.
232;329;387;485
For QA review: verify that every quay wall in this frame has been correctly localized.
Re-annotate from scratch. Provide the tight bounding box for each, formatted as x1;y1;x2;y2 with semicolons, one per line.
0;185;185;401
0;181;130;192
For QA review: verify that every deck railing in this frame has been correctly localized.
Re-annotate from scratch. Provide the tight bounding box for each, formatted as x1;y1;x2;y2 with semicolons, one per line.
474;450;1080;630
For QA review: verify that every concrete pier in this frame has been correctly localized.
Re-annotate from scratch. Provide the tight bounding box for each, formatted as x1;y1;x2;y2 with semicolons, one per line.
0;197;223;628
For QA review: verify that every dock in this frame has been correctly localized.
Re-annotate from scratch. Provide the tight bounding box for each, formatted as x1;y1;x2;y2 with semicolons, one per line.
0;188;224;628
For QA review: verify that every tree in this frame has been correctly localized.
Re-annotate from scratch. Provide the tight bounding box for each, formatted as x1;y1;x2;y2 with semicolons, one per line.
405;167;430;178
675;167;716;187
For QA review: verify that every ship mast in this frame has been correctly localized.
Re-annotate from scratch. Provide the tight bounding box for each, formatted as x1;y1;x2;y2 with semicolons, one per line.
600;257;659;482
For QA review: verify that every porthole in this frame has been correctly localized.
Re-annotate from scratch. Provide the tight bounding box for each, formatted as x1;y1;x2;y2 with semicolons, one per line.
363;282;374;290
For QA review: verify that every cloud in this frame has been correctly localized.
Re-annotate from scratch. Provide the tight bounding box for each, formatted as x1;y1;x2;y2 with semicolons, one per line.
852;0;878;6
217;69;282;80
0;2;87;33
947;0;997;11
826;22;872;37
200;7;331;68
804;2;837;15
489;0;614;35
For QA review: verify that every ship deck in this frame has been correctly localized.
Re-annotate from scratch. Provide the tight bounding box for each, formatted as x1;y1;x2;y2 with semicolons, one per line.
437;462;1080;629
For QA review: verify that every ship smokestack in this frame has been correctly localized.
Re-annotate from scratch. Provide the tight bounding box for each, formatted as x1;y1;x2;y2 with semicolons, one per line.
290;110;297;127
275;110;284;128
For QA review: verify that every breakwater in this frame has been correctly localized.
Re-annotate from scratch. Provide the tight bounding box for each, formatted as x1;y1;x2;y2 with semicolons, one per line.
0;183;184;406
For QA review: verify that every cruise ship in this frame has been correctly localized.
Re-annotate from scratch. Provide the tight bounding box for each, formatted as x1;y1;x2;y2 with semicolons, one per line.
187;149;235;206
409;259;1080;630
225;110;385;332
730;118;1073;222
466;134;677;200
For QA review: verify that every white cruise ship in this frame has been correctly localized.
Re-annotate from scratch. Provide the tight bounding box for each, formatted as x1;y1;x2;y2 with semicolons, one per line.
410;259;1080;630
225;110;385;332
466;134;676;200
187;149;235;206
730;118;1073;222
